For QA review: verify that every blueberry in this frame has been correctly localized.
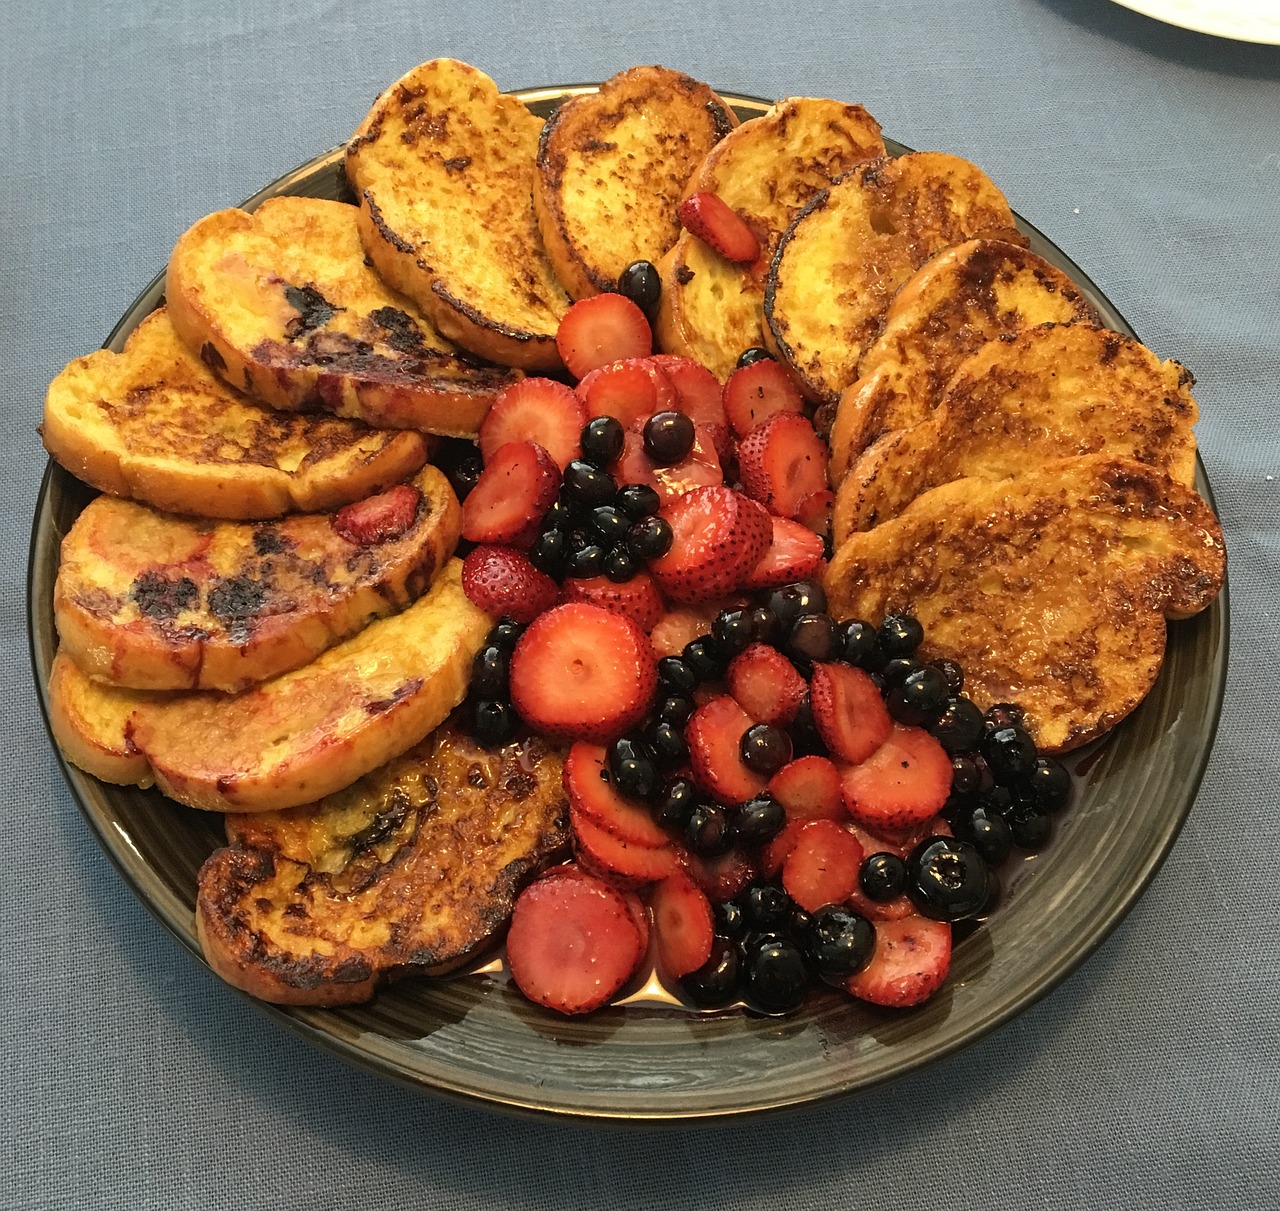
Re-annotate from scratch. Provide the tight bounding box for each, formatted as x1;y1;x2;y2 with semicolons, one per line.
470;645;509;699
562;459;616;506
681;935;741;1008
741;884;794;931
1027;757;1072;811
603;545;637;583
934;658;965;695
1007;801;1052;850
803;906;874;977
685;802;733;855
906;836;995;921
929;696;987;754
712;607;757;657
739;723;792;776
541;497;575;533
625;515;673;561
444;452;483;500
951;802;1014;866
859;851;907;902
787;612;840;664
840;619;880;668
567;542;606;578
608;736;661;803
656;656;698;695
713;899;747;938
887;664;950;725
642;410;695;466
749;605;781;646
766;580;827;631
655;694;695;727
579;416;625;468
487;619;524;650
653;777;698;830
880;656;924;689
733;794;786;847
742;934;810;1014
473;699;518;747
682;637;725;681
615;482;662;520
984;702;1026;733
983;725;1039;785
527;527;568;577
736;346;774;368
878;613;924;657
647;720;688;772
589;505;630;544
949;753;984;797
617;259;661;316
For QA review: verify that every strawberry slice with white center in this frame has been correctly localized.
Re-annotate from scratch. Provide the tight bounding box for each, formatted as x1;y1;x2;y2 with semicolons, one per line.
681;846;759;902
648;355;728;431
767;754;846;821
839;724;954;832
781;818;865;912
648;604;724;658
577;357;677;428
559;571;665;631
737;412;829;519
809;662;893;763
686;694;769;805
460;440;560;547
461;544;559;623
649;871;715;980
509;602;657;743
506;871;645;1015
332;483;421;545
725;642;806;725
722;358;806;439
759;817;806;878
556;294;652;379
678;191;760;264
564;742;671;848
844;914;952;1008
611;425;723;504
648;485;771;603
742;517;826;590
478;378;586;470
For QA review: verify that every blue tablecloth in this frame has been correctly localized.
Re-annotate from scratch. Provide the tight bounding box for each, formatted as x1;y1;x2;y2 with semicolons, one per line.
5;2;1277;1207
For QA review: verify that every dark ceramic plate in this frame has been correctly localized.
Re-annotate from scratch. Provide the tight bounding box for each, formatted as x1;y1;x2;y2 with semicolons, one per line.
28;88;1229;1122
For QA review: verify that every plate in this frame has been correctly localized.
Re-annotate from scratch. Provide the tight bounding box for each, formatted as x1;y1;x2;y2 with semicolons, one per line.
27;88;1229;1122
1108;0;1280;43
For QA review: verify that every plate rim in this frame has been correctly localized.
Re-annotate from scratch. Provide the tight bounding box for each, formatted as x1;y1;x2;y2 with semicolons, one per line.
27;85;1231;1123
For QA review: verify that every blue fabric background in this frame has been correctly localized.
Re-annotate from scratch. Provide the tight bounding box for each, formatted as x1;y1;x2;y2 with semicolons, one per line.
4;1;1277;1206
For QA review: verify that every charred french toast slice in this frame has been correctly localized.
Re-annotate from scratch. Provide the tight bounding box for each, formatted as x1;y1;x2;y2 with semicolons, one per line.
54;464;459;693
533;65;736;299
824;455;1225;753
832;324;1200;541
656;97;885;381
41;309;429;519
346;58;572;371
764;153;1022;406
196;722;569;1006
167;197;520;437
826;239;1098;476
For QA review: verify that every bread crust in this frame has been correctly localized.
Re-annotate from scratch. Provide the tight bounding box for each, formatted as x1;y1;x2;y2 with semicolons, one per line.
45;651;156;786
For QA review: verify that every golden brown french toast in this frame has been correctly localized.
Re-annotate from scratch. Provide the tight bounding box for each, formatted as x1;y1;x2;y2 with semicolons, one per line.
54;464;459;693
49;559;490;811
823;456;1225;752
832;323;1200;541
346;58;572;371
826;239;1098;477
41;309;428;519
655;97;886;381
533;65;736;299
195;722;568;1005
764;153;1022;406
166;197;519;437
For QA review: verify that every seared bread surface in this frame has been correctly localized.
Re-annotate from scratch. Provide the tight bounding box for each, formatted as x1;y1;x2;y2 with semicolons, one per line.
196;722;569;1005
41;309;428;519
346;58;572;370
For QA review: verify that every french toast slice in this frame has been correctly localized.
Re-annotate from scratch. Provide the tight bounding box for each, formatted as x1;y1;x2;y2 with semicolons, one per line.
764;153;1022;406
823;456;1225;752
532;65;737;299
54;464;459;692
826;239;1098;477
196;721;569;1006
656;97;886;381
346;58;572;371
166;197;520;437
49;559;490;810
832;324;1200;541
41;309;429;519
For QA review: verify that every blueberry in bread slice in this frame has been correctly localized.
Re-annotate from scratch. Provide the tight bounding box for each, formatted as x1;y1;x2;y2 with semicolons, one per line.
166;196;520;436
764;152;1023;406
48;559;491;811
823;455;1225;752
54;464;459;692
832;323;1200;540
196;721;569;1006
346;58;572;371
656;97;886;381
825;238;1098;476
41;308;429;519
532;65;737;299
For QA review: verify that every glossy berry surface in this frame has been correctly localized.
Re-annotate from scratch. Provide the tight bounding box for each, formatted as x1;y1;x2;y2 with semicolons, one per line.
626;516;673;560
766;581;827;630
470;645;509;700
840;619;880;668
952;802;1014;866
474;699;518;747
887;664;950;725
787;613;840;664
608;736;660;802
642;410;696;465
741;884;794;931
615;482;662;519
1027;757;1072;811
712;607;757;657
562;459;616;506
859;851;907;901
878;613;924;657
733;793;786;846
681;936;741;1008
739;723;792;776
906;836;995;921
617;259;661;315
983;725;1039;785
1007;801;1052;850
803;906;875;977
652;778;698;830
685;802;733;855
579;416;625;468
929;696;987;754
736;346;774;368
743;934;810;1015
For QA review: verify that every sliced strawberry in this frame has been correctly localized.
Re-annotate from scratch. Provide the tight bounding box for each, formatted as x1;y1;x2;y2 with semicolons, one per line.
461;544;559;623
848;815;952;860
737;412;829;519
725;643;806;725
611;425;723;504
759;818;807;878
649;872;715;980
844;914;952;1008
686;695;769;806
460;440;560;547
845;886;917;923
577;358;676;428
560;572;665;631
648;605;721;657
564;742;671;848
767;755;846;821
781;819;865;912
648;355;728;431
741;517;825;590
556;294;652;379
795;488;835;539
478;378;586;470
572;806;683;886
509;603;657;742
648;485;771;603
722;358;805;439
809;662;893;764
332;484;420;546
681;845;758;902
678;191;760;264
839;725;954;832
507;870;644;1014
